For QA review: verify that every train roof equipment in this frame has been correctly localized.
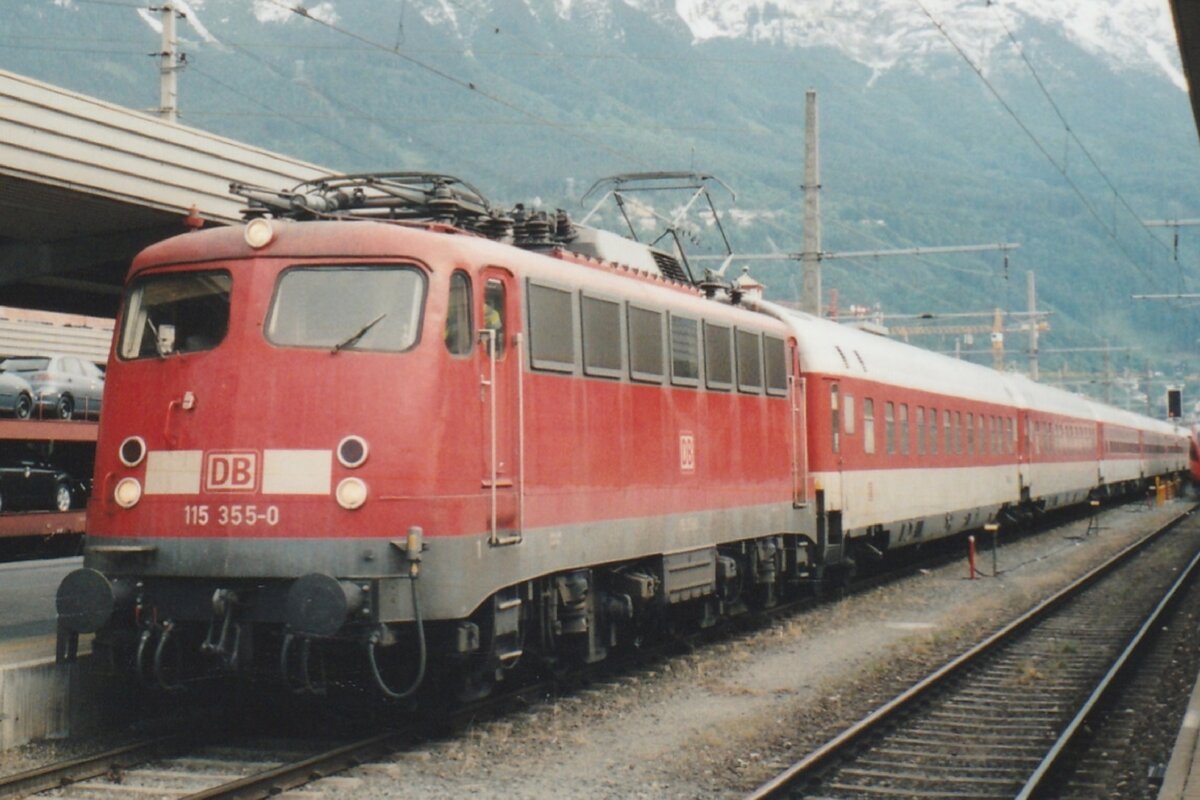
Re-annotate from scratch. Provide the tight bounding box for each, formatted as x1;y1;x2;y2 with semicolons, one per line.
227;172;730;288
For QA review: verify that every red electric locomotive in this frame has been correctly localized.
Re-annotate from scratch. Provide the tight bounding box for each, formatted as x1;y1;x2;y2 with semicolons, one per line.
56;173;1188;699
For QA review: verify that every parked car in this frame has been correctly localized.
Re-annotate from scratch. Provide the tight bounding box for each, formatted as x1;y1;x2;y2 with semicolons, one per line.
0;458;81;513
0;355;104;420
0;372;33;419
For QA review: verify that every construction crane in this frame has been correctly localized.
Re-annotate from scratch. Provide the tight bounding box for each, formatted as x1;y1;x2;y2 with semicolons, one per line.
885;308;1049;371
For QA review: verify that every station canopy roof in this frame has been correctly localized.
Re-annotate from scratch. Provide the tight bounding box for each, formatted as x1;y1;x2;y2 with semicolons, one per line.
1172;0;1200;142
0;69;329;317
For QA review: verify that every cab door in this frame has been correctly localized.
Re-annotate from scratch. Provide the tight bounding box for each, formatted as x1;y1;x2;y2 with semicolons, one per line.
479;269;522;544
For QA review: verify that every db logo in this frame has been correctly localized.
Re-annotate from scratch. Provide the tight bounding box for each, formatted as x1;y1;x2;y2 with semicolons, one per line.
679;432;695;473
204;451;259;492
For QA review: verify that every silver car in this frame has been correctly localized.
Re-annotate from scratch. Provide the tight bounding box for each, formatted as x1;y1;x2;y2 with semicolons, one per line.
0;372;33;418
0;355;104;420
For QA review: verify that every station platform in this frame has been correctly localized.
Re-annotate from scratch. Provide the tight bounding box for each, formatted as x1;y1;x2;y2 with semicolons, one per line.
0;556;98;750
1162;665;1200;798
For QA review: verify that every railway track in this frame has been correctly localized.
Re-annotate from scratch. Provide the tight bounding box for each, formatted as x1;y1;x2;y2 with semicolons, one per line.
746;507;1199;800
1;504;1181;799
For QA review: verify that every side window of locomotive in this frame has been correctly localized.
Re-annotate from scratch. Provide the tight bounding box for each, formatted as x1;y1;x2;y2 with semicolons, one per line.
527;281;575;372
445;271;473;356
916;407;925;455
704;322;733;391
628;305;664;383
735;329;762;394
899;404;910;455
266;265;425;352
120;270;232;359
669;315;700;387
764;335;788;396
863;398;876;455
928;406;938;455
483;279;506;357
581;294;623;378
844;395;856;435
967;413;975;455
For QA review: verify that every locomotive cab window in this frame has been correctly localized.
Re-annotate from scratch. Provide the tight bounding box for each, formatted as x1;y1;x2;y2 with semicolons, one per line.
483;279;506;357
120;270;232;359
266;265;425;352
444;271;473;355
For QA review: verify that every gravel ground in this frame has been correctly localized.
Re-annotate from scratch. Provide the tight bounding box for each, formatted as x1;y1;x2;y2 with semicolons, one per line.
293;500;1194;800
1;500;1192;800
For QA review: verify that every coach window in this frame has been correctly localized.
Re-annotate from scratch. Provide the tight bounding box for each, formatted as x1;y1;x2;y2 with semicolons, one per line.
831;384;841;454
916;407;926;455
885;402;896;455
669;315;700;387
899;404;910;455
863;399;876;454
628;305;664;382
122;270;232;358
444;271;473;355
581;293;622;378
736;329;763;393
764;336;788;396
704;322;733;390
844;395;856;435
527;281;575;372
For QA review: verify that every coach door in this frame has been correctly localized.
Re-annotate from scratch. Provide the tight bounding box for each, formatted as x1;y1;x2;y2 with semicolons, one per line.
790;343;809;506
480;269;522;545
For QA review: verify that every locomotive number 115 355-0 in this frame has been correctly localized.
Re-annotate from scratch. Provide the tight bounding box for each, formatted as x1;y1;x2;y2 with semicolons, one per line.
184;504;281;526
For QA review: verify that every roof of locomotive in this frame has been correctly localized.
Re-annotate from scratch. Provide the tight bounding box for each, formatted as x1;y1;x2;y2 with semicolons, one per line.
127;217;789;330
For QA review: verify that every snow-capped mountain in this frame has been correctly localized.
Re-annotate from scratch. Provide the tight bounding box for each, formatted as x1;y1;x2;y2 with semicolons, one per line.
8;0;1200;381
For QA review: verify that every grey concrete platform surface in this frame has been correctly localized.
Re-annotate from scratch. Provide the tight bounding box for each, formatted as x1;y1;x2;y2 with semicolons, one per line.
1161;663;1200;799
0;556;96;750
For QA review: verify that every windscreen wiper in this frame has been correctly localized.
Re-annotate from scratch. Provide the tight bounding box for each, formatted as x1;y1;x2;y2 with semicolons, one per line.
333;313;387;352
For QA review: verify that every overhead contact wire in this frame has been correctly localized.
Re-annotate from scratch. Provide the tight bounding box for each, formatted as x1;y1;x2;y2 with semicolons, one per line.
913;0;1167;292
270;1;655;171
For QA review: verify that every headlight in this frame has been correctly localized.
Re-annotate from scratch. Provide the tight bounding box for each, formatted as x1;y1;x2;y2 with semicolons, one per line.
119;436;147;467
337;435;369;468
243;218;274;249
114;477;142;509
335;477;368;510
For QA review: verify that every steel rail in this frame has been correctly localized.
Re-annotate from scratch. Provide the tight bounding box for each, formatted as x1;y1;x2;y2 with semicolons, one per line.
178;731;404;800
744;506;1195;800
0;734;191;799
1015;526;1200;798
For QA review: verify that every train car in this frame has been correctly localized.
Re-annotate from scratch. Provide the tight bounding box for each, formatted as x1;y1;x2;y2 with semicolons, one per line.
55;173;1189;699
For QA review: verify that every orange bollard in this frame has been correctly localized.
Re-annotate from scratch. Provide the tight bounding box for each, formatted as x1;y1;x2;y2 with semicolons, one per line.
968;535;977;580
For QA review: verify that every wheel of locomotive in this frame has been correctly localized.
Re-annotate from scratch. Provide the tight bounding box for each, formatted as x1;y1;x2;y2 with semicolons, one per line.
56;394;74;420
14;392;31;419
54;481;72;512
